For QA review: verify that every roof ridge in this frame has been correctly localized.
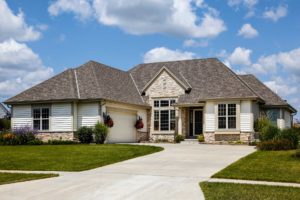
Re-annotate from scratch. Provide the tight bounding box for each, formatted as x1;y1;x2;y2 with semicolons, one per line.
129;73;145;103
73;69;80;99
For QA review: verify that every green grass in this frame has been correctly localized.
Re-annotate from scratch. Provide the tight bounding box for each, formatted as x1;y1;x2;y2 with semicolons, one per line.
213;150;300;183
0;173;58;185
200;182;300;200
0;144;163;171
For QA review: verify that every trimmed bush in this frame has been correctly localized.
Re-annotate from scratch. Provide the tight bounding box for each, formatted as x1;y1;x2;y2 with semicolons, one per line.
1;133;19;145
259;125;280;142
76;126;93;144
27;139;44;145
47;140;77;145
198;135;205;142
257;139;293;151
278;128;299;149
94;122;109;144
254;117;272;132
175;135;185;143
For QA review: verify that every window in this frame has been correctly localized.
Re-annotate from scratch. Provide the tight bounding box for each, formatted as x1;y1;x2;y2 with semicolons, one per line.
218;104;236;129
33;107;50;131
153;99;176;131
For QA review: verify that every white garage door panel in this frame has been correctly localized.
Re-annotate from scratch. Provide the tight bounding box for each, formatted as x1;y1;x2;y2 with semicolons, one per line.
108;109;136;143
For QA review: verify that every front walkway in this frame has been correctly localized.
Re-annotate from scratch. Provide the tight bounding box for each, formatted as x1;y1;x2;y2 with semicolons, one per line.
0;144;255;200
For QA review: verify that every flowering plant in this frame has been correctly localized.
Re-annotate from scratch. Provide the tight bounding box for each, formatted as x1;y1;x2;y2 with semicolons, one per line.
104;114;114;128
135;117;144;129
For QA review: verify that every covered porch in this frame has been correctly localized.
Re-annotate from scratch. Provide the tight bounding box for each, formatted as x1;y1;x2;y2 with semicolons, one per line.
176;103;205;139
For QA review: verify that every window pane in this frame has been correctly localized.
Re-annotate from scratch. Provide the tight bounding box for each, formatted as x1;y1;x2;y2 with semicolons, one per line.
42;119;49;130
33;108;40;119
154;110;159;120
228;104;236;116
160;110;169;130
170;110;175;120
154;121;159;131
160;100;169;107
218;117;226;129
33;120;40;130
228;117;236;129
42;108;49;118
170;100;176;105
170;121;175;130
154;100;159;107
218;104;226;116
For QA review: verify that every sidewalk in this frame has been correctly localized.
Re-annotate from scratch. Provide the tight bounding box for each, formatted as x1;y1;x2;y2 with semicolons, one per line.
209;178;300;188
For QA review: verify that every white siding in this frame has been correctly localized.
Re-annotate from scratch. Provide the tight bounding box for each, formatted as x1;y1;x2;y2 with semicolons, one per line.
51;103;72;131
277;119;285;129
240;101;253;132
204;102;215;132
11;105;32;129
77;103;100;128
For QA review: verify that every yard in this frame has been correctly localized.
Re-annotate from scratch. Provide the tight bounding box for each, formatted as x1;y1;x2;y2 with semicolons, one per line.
200;182;300;200
212;150;300;183
0;173;57;185
0;144;163;171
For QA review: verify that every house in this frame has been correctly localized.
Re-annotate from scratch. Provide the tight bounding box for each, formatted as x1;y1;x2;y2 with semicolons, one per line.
0;103;10;119
4;58;297;143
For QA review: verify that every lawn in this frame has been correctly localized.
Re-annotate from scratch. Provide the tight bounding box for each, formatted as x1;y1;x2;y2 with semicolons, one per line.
0;144;163;171
0;173;58;185
200;182;300;200
213;150;300;183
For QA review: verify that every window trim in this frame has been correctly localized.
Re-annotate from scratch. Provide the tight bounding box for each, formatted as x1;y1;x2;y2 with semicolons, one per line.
217;103;237;130
32;106;51;131
152;98;176;132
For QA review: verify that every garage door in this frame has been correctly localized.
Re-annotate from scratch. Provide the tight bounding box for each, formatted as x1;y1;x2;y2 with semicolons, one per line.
107;108;136;143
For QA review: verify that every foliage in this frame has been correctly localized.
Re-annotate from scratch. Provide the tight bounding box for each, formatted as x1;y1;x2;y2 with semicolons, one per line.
259;125;280;142
76;126;94;144
94;122;109;144
254;117;272;132
198;135;205;142
174;135;185;143
257;139;293;151
13;126;37;145
135;117;144;129
0;119;10;131
104;114;114;128
278;128;299;149
47;140;77;145
295;149;300;158
27;139;44;145
0;133;19;145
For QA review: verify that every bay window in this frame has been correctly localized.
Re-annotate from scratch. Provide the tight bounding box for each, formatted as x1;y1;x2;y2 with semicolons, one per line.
33;107;50;131
218;103;236;129
153;99;176;131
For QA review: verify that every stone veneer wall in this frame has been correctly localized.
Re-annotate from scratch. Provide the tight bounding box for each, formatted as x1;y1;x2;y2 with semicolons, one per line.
136;131;149;142
240;132;255;143
204;132;215;143
150;134;174;142
36;132;74;142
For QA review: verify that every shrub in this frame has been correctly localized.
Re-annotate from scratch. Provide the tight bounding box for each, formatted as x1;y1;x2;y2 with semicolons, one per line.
259;125;280;142
254;117;272;132
295;149;300;158
27;139;43;145
198;135;205;142
278;128;299;149
0;119;10;131
1;133;19;145
13;126;37;145
175;135;185;143
76;126;93;143
257;139;293;151
94;122;109;144
47;140;77;145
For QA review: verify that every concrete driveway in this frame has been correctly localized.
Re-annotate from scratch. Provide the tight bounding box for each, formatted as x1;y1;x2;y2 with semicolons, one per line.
0;144;255;200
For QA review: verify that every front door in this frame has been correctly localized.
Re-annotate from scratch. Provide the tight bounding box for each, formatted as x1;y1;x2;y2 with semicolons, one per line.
193;110;203;136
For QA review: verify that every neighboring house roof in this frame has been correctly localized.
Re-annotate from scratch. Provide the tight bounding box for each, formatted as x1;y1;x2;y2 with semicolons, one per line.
239;74;296;112
0;103;10;117
4;58;296;113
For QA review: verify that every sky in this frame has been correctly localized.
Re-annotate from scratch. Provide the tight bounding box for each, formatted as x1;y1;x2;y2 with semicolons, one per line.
0;0;300;119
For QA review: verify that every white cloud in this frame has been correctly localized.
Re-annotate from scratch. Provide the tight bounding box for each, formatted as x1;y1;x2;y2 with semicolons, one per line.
238;23;258;38
264;77;297;97
227;47;252;66
48;0;93;21
263;5;287;22
0;0;41;42
0;39;54;97
48;0;226;38
183;39;208;47
143;47;195;63
228;0;258;17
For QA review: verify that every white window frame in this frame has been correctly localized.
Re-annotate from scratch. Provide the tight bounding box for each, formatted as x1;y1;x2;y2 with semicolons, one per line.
217;103;237;130
32;106;51;131
153;99;176;132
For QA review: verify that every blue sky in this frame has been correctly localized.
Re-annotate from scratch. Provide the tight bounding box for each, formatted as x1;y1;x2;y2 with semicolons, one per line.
1;0;300;119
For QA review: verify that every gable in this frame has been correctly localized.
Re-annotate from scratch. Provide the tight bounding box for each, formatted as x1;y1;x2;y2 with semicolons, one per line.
145;70;185;97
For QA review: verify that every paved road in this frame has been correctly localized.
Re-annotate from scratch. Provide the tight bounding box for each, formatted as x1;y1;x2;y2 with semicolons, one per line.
0;144;255;200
